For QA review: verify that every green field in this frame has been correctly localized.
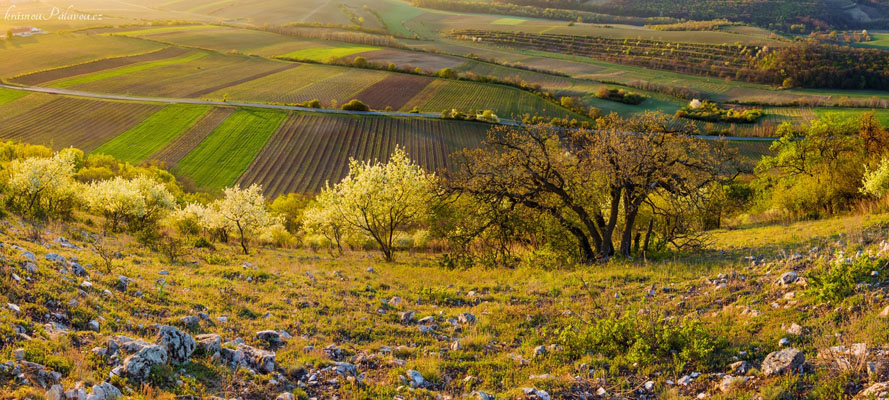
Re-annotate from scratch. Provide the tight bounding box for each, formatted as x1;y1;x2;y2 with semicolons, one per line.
91;105;212;163
814;107;889;126
859;33;889;49
176;109;288;188
52;52;209;88
491;17;527;25
279;44;381;61
0;88;29;107
110;24;220;37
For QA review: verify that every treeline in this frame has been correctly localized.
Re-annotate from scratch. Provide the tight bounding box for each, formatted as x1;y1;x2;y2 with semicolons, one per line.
409;0;677;25
761;44;889;91
645;19;742;31
261;25;407;48
496;0;832;30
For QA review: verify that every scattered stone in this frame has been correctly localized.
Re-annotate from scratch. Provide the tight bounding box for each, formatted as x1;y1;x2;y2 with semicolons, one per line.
458;312;477;325
406;369;425;388
472;391;494;400
276;393;295;400
855;382;889;399
417;316;434;325
20;251;36;262
257;330;284;349
778;271;798;286
451;341;462;351
533;345;547;358
366;267;376;273
400;311;415;324
678;375;693;386
388;297;402;306
180;315;200;326
88;320;100;332
719;375;746;393
762;348;805;376
880;306;889;318
239;344;276;373
787;323;804;336
729;361;750;375
14;348;25;360
45;253;65;263
45;385;64;400
779;337;791;347
195;334;221;356
334;362;357;377
87;382;122;400
597;387;607;396
156;325;196;365
123;345;168;382
8;303;21;313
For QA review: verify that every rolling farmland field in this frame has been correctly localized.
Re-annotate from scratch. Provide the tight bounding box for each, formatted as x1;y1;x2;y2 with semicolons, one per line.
91;105;212;163
239;113;491;195
0;97;161;151
148;107;237;167
0;34;163;78
175;109;288;189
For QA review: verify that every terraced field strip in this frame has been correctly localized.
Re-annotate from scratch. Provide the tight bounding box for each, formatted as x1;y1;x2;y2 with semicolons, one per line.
0;87;29;106
279;44;381;62
420;80;576;119
148;107;236;167
110;25;220;37
176;109;288;189
0;97;161;151
238;113;490;195
91;105;212;163
205;64;343;104
352;74;433;110
0;93;56;124
0;34;163;78
286;69;388;105
815;107;889;126
457;60;574;89
185;64;297;98
52;51;209;88
10;47;190;86
70;53;289;99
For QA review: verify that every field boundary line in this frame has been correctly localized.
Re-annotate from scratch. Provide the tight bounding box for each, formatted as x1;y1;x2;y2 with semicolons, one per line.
0;84;778;141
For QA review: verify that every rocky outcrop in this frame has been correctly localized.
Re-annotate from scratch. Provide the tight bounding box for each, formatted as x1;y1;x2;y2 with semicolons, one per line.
123;345;168;382
156;325;196;365
762;348;805;376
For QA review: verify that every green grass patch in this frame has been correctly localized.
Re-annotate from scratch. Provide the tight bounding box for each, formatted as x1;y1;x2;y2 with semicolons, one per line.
858;33;889;49
91;105;211;164
0;87;28;106
491;17;527;25
814;107;889;126
114;25;219;37
279;44;380;62
378;0;426;37
52;52;209;88
176;109;287;189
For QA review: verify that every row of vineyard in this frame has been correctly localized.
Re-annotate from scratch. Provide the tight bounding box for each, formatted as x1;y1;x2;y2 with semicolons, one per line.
239;113;490;195
451;30;766;82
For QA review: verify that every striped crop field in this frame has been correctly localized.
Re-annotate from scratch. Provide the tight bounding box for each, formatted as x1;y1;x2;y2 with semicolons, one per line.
10;47;190;86
205;64;345;104
0;93;57;125
91;105;212;163
352;74;433;110
279;44;381;62
148;107;236;167
175;109;288;189
238;113;491;195
68;53;293;99
111;26;324;58
51;51;209;88
0;97;161;151
413;80;581;119
0;34;163;78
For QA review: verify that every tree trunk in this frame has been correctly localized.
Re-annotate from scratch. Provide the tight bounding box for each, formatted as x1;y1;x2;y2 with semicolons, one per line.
642;219;654;260
237;222;248;255
599;187;622;257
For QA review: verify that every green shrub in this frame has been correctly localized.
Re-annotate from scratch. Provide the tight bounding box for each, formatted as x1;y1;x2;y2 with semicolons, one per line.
341;99;370;112
557;309;721;372
807;254;883;303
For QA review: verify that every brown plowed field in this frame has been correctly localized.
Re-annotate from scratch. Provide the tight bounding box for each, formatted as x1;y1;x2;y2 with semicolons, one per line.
352;74;433;110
